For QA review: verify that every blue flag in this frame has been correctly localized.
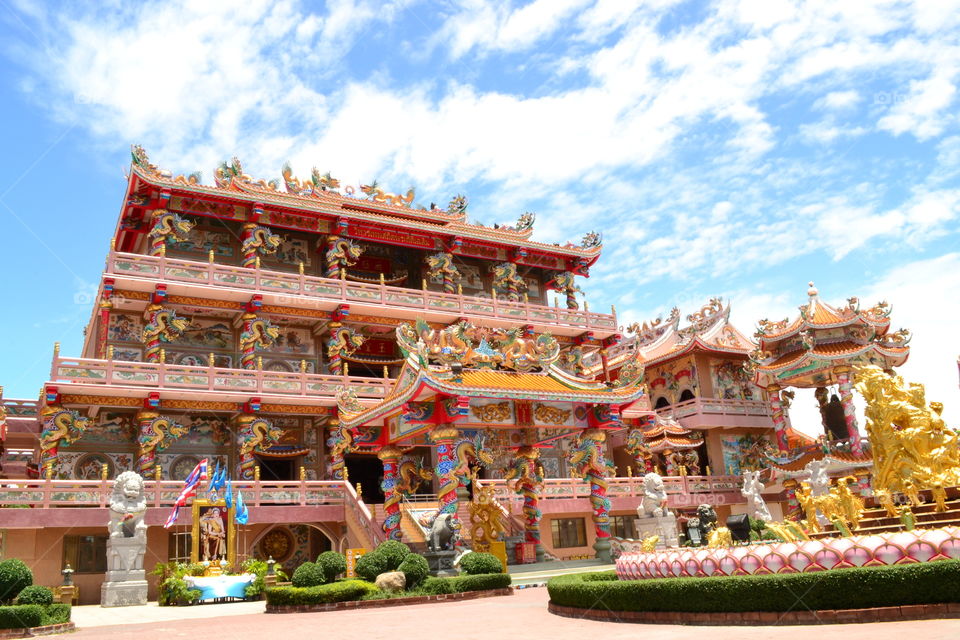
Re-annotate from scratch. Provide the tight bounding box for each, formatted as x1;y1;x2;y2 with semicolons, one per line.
235;490;248;525
224;477;233;509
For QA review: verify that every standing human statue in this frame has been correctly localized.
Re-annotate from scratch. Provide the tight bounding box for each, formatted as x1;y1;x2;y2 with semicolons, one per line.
741;470;773;522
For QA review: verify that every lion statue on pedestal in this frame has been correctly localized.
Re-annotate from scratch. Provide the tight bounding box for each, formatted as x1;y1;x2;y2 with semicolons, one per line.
637;472;667;518
108;471;148;540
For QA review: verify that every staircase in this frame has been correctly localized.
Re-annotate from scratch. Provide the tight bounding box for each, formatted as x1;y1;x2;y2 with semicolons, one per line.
810;487;960;538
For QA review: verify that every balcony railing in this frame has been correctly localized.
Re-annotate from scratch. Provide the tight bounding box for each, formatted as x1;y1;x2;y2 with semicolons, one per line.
657;397;771;419
49;355;393;400
0;398;40;417
482;475;744;509
106;250;618;332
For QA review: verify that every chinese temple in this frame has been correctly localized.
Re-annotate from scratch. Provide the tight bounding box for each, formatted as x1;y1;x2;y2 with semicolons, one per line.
0;146;928;605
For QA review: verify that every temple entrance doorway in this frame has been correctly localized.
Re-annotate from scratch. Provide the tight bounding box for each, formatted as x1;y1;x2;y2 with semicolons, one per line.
256;456;295;481
345;454;385;503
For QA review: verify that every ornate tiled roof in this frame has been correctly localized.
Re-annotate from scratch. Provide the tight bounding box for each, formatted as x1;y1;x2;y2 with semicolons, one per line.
641;415;703;452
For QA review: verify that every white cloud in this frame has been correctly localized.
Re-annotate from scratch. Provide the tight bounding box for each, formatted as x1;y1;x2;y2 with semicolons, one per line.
815;89;860;110
878;70;959;140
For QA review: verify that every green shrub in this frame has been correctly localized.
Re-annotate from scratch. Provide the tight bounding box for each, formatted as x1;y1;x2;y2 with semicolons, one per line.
265;580;378;606
241;558;288;598
15;586;52;606
150;562;201;606
452;573;512;592
0;604;43;629
0;559;33;604
459;552;503;575
374;540;410;572
316;551;347;584
420;577;455;595
41;603;70;625
355;552;389;582
397;554;429;589
547;560;960;613
291;562;326;588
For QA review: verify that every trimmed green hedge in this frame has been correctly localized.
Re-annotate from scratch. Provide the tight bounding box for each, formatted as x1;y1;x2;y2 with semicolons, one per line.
15;586;53;606
397;554;429;589
291;562;325;588
548;560;960;613
452;573;512;592
0;603;69;629
459;552;503;575
316;551;347;584
420;577;455;595
375;541;410;571
265;580;379;606
0;559;32;604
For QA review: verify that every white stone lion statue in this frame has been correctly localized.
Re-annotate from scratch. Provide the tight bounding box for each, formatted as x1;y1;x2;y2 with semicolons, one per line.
108;471;148;540
637;472;667;518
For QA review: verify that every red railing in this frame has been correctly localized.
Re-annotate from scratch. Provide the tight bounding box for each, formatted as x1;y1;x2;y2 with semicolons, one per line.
49;355;393;400
106;250;618;333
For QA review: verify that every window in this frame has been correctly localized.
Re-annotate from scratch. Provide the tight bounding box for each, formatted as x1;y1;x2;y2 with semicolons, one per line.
168;531;193;563
609;515;637;539
654;397;670;409
551;518;587;548
62;535;108;573
679;389;695;402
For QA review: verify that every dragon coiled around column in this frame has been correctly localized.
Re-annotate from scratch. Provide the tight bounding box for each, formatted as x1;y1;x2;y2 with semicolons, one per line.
40;408;90;476
505;446;544;545
567;429;615;538
625;428;653;471
326;421;358;480
240;314;280;370
137;413;188;477
549;271;583;310
141;306;188;362
381;454;434;541
241;224;281;267
453;433;495;485
325;236;363;279
491;262;528;302
327;325;365;376
237;417;282;480
147;210;194;256
425;252;462;294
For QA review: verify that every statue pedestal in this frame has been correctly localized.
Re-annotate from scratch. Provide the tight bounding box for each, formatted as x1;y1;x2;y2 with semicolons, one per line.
634;512;679;550
593;537;612;563
101;536;147;607
423;550;458;578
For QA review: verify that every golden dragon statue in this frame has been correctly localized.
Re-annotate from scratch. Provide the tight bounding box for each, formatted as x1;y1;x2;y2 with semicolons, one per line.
241;224;281;267
239;314;280;370
214;157;278;190
147;209;194;256
237;416;282;480
281;162;340;195
141;305;188;363
360;182;415;207
325;236;363;279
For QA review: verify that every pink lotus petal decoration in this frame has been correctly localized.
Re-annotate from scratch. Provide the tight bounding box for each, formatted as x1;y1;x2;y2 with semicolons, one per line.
614;526;960;580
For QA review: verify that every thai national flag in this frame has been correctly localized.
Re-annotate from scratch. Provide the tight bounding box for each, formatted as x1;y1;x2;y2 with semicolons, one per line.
163;458;208;529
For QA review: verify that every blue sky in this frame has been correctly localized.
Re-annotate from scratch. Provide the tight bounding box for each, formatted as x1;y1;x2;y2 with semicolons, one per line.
1;0;958;431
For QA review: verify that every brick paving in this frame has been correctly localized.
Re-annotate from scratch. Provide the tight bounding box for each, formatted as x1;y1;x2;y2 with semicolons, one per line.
63;588;960;640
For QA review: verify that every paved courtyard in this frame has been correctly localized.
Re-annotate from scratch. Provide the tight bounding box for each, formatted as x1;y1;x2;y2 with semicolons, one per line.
68;588;960;639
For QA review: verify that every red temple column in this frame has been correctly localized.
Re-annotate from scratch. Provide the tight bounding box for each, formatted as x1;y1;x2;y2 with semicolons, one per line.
834;366;864;456
378;446;403;541
767;385;790;453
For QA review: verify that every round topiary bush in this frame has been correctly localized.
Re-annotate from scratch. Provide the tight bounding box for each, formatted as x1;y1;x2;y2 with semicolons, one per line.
0;559;33;604
397;553;429;589
354;552;388;582
316;551;347;584
459;552;503;575
420;576;454;595
15;585;53;606
374;540;410;572
291;562;325;588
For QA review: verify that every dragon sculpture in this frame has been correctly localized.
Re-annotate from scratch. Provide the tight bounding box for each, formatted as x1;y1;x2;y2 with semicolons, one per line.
136;411;188;477
236;416;282;480
239;313;280;370
855;365;960;495
469;483;507;553
39;407;90;477
147;209;194;256
240;223;281;268
327;325;365;376
548;271;582;310
325;419;358;481
581;231;602;248
281;162;340;195
214;157;278;190
490;262;527;302
556;345;586;376
504;446;544;549
496;327;560;372
141;305;188;363
379;451;434;541
453;433;495;486
425;252;462;295
567;429;615;539
447;194;468;215
324;235;363;279
624;428;653;472
360;182;415;207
